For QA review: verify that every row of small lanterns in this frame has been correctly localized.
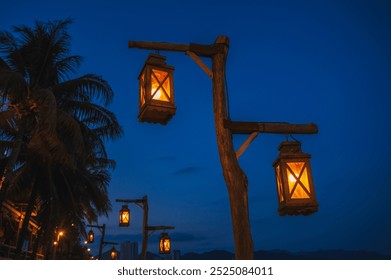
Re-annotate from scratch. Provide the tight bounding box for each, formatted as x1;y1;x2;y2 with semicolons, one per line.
87;214;171;257
137;54;318;216
119;205;172;255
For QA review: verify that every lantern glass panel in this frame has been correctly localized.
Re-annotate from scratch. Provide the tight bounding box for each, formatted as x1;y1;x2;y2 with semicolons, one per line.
121;211;129;224
151;69;170;101
286;162;311;199
164;238;170;252
159;234;171;254
162;77;170;97
275;165;284;202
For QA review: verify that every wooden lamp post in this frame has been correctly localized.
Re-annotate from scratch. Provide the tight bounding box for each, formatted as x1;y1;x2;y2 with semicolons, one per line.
86;223;106;259
127;36;319;259
116;196;174;259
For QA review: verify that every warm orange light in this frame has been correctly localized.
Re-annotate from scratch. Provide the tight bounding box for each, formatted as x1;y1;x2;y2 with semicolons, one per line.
87;230;94;243
273;141;318;216
138;53;176;125
110;247;118;260
151;69;170;101
159;233;171;254
119;205;130;227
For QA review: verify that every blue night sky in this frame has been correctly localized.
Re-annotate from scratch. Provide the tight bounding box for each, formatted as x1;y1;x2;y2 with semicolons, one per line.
2;0;391;256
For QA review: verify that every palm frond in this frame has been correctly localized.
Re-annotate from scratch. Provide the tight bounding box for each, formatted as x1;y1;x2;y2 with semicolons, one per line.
55;55;83;81
0;69;28;103
52;74;114;106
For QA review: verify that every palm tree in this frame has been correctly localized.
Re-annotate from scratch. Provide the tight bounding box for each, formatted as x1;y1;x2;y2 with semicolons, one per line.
0;18;122;258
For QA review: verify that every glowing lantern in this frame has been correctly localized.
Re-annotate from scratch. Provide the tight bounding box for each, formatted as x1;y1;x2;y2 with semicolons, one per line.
159;232;171;254
87;230;94;243
273;141;318;216
119;205;130;227
110;247;118;260
138;53;176;125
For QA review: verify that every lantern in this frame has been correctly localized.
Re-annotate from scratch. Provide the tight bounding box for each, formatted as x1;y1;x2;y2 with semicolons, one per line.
138;53;176;125
110;247;118;260
272;141;318;216
87;230;94;243
119;205;130;227
159;232;171;254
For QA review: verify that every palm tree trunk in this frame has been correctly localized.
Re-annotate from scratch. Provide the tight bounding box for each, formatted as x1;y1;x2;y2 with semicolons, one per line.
0;127;24;209
30;227;43;259
15;178;38;259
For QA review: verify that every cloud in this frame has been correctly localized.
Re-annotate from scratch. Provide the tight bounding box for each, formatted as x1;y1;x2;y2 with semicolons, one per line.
172;166;201;175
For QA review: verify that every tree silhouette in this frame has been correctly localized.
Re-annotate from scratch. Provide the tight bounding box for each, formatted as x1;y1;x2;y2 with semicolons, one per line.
0;18;122;258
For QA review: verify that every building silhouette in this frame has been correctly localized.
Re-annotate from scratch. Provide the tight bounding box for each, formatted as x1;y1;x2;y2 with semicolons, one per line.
120;241;138;260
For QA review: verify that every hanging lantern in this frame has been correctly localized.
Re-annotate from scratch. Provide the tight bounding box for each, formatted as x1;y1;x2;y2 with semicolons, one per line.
138;53;176;125
110;246;118;260
87;230;94;243
272;141;318;216
159;232;171;254
119;205;130;227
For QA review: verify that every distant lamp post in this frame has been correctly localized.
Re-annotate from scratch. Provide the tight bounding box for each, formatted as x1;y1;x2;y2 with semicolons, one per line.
273;141;318;216
159;232;171;254
138;53;176;125
119;205;130;227
87;230;94;244
110;246;118;260
116;196;174;259
87;224;106;259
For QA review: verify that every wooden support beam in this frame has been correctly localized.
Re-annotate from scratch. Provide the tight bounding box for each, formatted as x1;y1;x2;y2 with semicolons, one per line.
236;132;259;159
186;51;213;79
224;120;318;135
128;40;224;57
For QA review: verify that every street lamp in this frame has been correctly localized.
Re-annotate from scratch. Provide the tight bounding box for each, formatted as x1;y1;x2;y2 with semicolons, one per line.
119;205;130;227
273;141;318;216
159;232;171;254
127;36;319;259
116;196;174;259
86;224;106;259
87;229;94;243
138;53;176;125
110;246;118;260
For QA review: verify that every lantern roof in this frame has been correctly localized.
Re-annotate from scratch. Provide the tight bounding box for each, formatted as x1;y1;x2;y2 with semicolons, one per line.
273;141;311;166
138;53;175;78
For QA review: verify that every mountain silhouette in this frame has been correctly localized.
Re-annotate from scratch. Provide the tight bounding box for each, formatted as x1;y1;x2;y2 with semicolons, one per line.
181;249;391;260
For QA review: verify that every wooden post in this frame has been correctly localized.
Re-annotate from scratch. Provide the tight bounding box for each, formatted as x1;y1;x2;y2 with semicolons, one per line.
141;196;148;260
98;224;105;260
211;36;254;259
